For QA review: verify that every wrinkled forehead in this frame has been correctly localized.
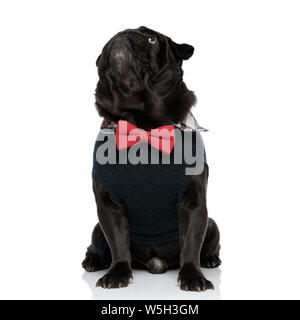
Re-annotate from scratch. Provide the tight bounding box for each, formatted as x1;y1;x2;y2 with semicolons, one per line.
111;26;163;42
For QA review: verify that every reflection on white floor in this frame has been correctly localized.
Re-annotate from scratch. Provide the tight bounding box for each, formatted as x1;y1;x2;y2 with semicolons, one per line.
82;267;221;300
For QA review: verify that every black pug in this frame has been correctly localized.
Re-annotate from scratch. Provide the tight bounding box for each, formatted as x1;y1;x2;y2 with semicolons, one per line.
82;26;221;292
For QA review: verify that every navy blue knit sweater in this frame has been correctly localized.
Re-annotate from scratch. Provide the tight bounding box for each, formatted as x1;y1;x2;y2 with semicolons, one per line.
92;125;206;246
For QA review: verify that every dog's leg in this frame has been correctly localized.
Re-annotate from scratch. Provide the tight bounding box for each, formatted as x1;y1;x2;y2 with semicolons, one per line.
200;218;221;268
92;175;132;289
177;166;214;292
82;223;112;272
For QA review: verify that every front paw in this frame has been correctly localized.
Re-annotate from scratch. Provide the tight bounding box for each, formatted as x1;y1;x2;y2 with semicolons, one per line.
96;261;132;289
178;263;214;292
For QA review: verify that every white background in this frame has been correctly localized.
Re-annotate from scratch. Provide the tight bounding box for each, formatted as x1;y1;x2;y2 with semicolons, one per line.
0;0;300;300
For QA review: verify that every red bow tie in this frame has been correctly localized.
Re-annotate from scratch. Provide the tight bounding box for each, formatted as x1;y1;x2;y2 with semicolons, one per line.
116;120;175;154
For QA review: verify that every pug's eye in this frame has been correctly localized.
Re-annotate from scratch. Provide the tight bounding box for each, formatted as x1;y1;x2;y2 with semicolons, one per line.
147;34;157;45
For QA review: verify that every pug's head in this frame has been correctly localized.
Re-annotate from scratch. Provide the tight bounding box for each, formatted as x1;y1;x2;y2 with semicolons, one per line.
95;26;196;129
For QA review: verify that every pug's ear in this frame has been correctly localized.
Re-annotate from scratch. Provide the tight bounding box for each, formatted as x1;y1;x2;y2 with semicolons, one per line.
96;54;101;66
168;38;194;61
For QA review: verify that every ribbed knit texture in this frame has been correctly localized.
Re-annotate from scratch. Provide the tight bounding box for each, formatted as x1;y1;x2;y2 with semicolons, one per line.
92;128;205;245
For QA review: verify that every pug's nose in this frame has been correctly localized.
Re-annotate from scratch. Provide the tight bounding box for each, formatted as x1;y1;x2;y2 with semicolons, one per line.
110;40;131;72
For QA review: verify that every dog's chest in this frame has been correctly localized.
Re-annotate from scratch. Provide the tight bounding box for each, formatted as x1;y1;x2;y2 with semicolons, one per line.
92;128;205;244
